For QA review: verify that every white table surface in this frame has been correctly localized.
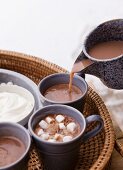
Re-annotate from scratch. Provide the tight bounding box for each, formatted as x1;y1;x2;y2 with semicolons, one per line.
0;0;123;71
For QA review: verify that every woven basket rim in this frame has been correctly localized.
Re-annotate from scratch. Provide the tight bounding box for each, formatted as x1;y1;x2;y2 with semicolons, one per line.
0;49;67;73
0;49;115;170
88;87;115;170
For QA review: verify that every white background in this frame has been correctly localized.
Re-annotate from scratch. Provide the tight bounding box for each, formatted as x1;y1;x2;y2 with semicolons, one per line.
0;0;122;70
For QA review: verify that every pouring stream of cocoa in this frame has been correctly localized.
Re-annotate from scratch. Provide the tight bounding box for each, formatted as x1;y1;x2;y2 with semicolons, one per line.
69;59;93;92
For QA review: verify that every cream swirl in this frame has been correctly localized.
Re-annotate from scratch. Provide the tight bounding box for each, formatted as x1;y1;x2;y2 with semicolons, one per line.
0;84;35;123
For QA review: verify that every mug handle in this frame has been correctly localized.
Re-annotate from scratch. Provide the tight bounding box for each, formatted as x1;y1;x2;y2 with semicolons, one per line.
82;115;104;143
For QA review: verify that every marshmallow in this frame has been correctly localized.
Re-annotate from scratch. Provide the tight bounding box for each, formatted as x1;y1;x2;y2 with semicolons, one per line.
45;116;54;124
39;120;48;129
37;129;44;136
55;115;65;123
48;139;56;142
59;123;66;129
63;136;72;142
41;133;49;140
67;122;76;133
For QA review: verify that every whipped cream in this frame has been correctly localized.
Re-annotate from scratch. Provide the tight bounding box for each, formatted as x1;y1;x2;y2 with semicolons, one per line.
0;84;35;123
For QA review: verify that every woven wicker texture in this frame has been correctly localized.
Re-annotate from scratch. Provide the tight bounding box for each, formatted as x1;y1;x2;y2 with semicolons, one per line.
0;50;115;170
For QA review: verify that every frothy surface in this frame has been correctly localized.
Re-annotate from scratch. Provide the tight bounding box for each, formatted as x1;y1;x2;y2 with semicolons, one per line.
89;41;123;59
44;83;83;102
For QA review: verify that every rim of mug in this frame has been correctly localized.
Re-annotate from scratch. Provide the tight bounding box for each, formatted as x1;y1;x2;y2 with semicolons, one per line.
38;73;88;105
0;122;31;169
28;104;86;146
83;19;123;62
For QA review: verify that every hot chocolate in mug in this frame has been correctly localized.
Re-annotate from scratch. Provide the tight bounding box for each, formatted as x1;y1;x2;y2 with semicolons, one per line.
73;19;123;89
28;104;104;170
38;73;88;112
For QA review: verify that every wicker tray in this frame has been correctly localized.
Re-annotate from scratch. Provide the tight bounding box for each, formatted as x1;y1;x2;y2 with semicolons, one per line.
114;124;123;157
0;50;115;170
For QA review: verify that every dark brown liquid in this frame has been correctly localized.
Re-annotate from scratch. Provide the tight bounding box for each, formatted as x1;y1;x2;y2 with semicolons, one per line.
89;41;123;59
0;136;25;167
44;84;83;102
